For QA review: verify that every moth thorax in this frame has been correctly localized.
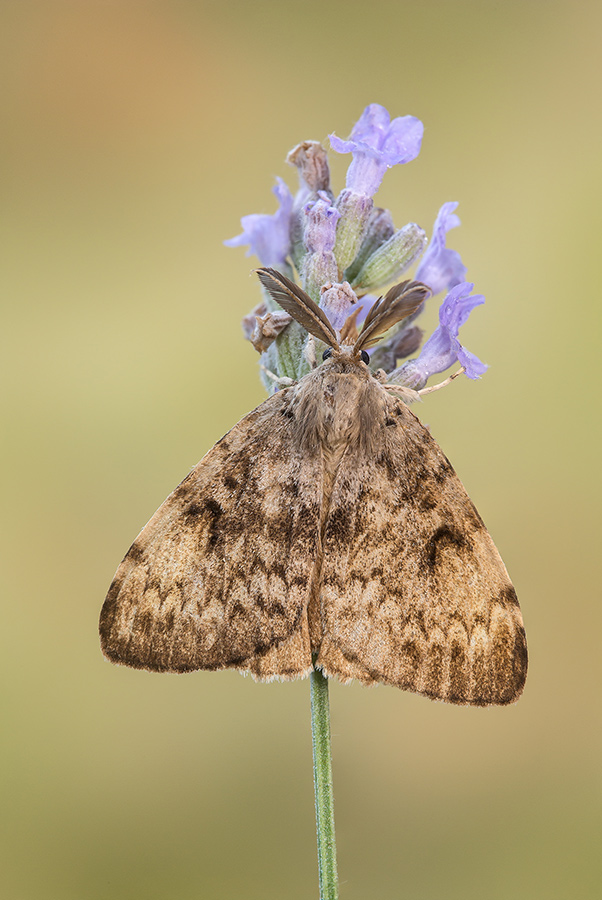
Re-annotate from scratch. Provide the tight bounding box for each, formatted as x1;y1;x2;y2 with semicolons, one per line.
317;373;369;450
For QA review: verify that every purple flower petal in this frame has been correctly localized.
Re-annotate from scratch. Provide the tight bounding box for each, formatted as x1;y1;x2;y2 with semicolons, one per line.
224;178;293;267
415;201;467;295
394;282;487;387
329;103;423;198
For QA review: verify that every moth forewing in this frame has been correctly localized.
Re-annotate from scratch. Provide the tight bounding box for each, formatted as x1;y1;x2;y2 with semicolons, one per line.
99;386;323;678
100;320;527;706
314;380;527;706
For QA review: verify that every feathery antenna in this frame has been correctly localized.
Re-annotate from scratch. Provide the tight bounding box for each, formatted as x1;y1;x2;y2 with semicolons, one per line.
256;268;339;349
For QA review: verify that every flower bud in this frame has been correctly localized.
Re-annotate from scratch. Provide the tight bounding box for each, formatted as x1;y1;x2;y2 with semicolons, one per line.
319;281;359;332
344;207;395;284
368;325;424;373
302;195;340;302
287;141;331;194
352;223;427;291
250;311;293;353
333;190;373;272
287;142;333;271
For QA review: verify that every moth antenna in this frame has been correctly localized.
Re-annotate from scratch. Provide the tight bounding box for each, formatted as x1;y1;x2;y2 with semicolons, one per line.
354;281;431;352
256;268;339;349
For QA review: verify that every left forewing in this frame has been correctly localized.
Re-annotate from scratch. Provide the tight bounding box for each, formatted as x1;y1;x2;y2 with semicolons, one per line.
100;389;323;678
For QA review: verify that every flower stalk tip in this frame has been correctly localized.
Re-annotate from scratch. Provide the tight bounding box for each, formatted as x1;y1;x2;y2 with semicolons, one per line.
226;101;485;388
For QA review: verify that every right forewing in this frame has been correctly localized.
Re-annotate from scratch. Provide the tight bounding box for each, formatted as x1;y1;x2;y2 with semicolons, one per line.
316;394;527;706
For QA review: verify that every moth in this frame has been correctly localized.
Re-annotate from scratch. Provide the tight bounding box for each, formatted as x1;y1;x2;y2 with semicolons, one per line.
100;268;527;706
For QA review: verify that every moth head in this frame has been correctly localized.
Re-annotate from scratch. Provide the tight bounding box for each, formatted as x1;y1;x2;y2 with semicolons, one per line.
322;346;370;366
322;279;431;368
255;267;430;365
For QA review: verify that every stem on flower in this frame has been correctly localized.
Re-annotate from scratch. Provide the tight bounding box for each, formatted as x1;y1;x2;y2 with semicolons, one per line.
310;666;339;900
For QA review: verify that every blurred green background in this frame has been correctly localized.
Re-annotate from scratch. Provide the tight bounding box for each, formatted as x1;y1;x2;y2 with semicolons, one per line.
1;2;600;898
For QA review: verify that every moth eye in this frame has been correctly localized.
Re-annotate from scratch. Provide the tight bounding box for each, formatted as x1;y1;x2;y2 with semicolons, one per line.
360;350;370;365
322;348;333;360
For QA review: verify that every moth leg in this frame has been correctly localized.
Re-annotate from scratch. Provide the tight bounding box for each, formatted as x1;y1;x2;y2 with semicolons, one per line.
303;334;318;369
383;384;421;404
418;366;466;396
383;366;466;404
259;364;296;388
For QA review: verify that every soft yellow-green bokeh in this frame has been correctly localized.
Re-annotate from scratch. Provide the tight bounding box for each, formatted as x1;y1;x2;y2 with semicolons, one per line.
1;2;600;898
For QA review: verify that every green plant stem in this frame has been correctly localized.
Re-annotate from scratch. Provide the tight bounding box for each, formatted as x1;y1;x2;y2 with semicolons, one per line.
310;667;339;900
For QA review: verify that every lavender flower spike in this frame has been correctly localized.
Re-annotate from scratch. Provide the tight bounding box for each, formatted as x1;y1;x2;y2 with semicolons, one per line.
415;201;467;295
392;282;488;389
224;177;293;267
329;103;424;198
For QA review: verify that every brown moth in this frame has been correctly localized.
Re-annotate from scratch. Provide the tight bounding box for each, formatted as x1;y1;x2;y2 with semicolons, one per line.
100;268;527;706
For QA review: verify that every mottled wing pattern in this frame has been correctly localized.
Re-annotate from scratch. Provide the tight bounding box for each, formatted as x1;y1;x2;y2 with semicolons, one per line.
316;394;527;705
100;390;322;679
